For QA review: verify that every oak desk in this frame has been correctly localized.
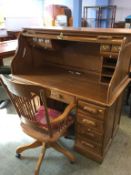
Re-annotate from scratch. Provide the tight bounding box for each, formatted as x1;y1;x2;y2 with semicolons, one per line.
0;29;20;42
0;40;17;65
11;27;131;162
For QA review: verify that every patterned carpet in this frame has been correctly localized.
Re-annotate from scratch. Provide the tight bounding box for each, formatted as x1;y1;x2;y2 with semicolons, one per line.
0;103;131;175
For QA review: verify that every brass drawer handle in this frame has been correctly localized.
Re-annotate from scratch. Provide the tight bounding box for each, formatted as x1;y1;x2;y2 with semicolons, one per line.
81;130;95;137
82;106;103;115
101;45;110;51
81;141;95;148
111;45;121;52
51;91;63;99
59;94;63;99
82;119;96;126
98;109;103;113
83;106;97;114
98;35;112;40
57;32;64;40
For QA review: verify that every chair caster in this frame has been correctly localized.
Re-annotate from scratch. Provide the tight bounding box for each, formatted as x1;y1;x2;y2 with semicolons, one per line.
70;161;75;164
16;153;21;159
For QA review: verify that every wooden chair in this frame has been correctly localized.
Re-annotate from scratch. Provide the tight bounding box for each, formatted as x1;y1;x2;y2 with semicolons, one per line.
0;75;76;175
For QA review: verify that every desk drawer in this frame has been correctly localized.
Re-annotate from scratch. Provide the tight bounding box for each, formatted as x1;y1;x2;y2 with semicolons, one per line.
50;90;75;103
77;113;104;133
76;136;102;155
111;45;121;53
78;101;105;120
77;124;103;143
100;44;111;52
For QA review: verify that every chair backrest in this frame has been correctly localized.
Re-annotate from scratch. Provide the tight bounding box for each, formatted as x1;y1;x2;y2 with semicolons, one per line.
0;74;54;137
1;75;75;139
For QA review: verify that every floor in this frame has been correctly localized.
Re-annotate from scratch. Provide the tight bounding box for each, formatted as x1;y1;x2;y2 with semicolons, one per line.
0;89;131;175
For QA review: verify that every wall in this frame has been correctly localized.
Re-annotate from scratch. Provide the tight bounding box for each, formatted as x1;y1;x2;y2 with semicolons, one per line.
110;0;131;21
82;0;109;7
43;0;73;13
1;0;44;30
82;0;96;7
82;0;96;19
2;0;129;29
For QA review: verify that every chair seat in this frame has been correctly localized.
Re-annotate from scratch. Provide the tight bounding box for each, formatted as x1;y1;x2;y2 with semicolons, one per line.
35;106;73;128
21;106;74;142
21;122;65;142
35;106;61;126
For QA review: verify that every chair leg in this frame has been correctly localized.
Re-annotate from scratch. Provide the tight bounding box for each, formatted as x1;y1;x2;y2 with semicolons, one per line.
35;142;46;175
51;142;76;163
126;84;131;105
16;140;42;154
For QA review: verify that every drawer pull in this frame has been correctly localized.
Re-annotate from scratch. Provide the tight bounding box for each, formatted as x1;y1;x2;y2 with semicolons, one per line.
81;141;95;148
81;130;95;137
98;35;112;40
57;32;64;40
87;131;95;137
82;119;96;126
59;94;63;99
98;109;103;113
83;106;97;114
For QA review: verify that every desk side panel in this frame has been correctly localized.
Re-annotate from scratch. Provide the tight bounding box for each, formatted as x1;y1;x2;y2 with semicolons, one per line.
11;35;40;74
107;38;131;103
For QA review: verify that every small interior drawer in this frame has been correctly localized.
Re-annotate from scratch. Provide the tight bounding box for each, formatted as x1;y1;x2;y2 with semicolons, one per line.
50;90;75;103
111;45;121;53
78;100;105;120
100;44;111;52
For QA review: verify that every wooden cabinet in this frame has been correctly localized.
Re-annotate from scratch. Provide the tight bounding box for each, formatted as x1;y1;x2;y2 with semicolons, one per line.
75;97;123;162
74;83;124;162
11;27;131;162
76;100;104;161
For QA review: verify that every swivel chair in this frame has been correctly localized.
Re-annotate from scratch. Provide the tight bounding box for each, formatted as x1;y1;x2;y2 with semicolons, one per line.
1;74;76;175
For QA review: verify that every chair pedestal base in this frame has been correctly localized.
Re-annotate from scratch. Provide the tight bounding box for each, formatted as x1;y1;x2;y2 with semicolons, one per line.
51;142;76;163
35;143;46;175
16;140;76;175
16;140;42;154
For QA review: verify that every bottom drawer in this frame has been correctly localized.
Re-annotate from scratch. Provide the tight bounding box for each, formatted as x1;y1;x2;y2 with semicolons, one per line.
75;144;103;163
76;136;102;155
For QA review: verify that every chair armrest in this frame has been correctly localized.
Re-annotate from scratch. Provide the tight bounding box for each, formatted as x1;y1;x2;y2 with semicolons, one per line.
50;103;76;125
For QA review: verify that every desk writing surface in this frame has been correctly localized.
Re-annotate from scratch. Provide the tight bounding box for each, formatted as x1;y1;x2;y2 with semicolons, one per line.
0;40;17;58
12;66;108;105
23;26;131;35
11;27;131;106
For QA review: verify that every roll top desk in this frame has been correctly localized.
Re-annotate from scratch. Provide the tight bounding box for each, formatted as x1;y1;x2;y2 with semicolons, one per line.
11;27;131;162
